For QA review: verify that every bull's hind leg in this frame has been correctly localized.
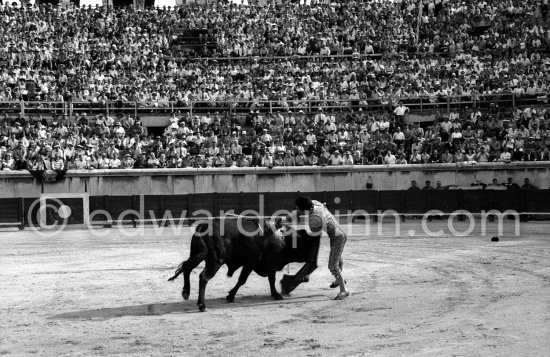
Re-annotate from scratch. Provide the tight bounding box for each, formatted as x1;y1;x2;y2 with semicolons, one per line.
182;255;204;300
226;267;252;302
268;272;283;300
197;260;223;312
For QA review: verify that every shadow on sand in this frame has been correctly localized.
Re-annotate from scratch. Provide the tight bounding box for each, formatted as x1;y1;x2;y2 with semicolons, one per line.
50;294;328;320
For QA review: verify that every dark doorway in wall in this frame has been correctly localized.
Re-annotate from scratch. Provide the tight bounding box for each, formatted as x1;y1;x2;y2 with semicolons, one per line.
38;0;60;5
112;0;133;7
146;126;166;138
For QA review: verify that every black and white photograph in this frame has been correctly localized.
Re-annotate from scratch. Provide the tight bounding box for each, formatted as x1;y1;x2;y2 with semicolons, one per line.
0;0;549;356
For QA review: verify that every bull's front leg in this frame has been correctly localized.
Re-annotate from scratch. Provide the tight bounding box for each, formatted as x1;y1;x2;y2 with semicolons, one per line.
268;272;283;300
226;267;252;302
280;236;320;295
280;261;318;295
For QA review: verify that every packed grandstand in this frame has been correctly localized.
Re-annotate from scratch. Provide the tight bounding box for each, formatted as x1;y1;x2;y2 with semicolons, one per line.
0;0;549;170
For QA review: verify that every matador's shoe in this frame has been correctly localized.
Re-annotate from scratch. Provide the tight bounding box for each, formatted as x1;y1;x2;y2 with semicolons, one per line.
334;291;350;300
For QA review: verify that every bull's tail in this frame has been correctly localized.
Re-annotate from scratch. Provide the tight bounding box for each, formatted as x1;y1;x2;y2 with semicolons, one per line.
168;223;209;281
167;261;186;282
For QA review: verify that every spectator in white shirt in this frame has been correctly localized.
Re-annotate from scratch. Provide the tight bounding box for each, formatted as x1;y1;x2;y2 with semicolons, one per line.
330;150;343;165
441;117;453;132
379;117;390;132
314;108;326;125
259;129;272;144
392;127;405;145
110;153;122;169
393;102;409;125
500;149;512;163
451;128;463;142
384;150;396;164
342;151;354;165
113;122;126;137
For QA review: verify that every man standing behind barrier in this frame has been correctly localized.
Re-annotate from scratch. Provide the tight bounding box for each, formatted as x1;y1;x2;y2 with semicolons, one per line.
393;101;409;126
408;180;420;190
505;177;520;189
521;178;538;189
422;180;434;190
286;196;350;300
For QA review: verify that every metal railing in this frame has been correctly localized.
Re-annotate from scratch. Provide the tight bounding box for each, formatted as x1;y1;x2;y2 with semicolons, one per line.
0;92;545;118
169;53;386;62
165;50;516;62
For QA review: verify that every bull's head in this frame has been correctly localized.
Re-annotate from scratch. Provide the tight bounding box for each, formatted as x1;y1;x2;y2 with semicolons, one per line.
271;216;286;231
262;216;287;240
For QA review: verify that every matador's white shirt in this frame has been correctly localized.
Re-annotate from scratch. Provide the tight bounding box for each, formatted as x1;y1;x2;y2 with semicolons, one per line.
289;200;338;235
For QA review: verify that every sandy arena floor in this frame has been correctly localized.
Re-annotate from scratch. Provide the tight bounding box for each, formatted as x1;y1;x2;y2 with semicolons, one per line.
1;221;549;357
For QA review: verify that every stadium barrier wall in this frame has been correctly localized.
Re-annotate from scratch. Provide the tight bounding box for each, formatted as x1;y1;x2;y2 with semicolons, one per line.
1;188;549;227
1;163;549;227
0;162;549;198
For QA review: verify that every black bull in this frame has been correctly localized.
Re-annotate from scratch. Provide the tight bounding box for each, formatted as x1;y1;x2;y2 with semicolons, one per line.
168;218;320;311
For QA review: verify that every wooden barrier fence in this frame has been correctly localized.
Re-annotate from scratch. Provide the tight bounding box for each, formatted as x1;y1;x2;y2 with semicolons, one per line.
1;189;549;229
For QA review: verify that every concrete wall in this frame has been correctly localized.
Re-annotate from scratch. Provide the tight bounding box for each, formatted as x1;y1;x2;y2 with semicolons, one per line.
1;163;549;198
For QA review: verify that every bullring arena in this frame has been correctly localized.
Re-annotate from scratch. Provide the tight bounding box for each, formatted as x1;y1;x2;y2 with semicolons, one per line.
3;0;550;355
1;219;549;356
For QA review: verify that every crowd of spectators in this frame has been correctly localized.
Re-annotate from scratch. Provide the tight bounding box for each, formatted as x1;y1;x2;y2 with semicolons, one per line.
1;103;550;170
0;1;549;108
0;1;550;170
